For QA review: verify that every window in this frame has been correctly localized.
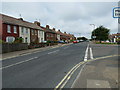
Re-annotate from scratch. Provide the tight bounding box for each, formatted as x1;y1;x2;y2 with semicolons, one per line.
14;26;17;33
6;36;15;43
40;31;43;36
35;30;37;35
7;25;11;33
26;28;28;34
21;27;24;34
31;29;34;35
47;35;49;37
51;34;53;37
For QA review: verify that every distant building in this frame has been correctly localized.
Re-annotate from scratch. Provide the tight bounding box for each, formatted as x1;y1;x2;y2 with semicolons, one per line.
109;33;120;43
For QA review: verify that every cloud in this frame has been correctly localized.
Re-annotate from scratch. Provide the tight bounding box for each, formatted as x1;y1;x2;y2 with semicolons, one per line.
1;2;118;38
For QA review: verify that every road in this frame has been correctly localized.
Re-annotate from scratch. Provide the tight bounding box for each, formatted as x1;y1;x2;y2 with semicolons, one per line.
1;42;119;89
2;42;88;88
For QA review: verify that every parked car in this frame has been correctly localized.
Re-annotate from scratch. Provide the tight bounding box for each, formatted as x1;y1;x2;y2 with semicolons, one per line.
79;40;84;42
73;40;78;43
58;41;65;43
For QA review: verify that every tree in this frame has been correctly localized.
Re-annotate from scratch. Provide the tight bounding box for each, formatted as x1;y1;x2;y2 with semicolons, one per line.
91;26;110;43
77;37;88;41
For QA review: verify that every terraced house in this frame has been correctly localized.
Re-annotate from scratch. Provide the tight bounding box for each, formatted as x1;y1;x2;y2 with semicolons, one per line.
41;25;57;41
0;14;44;44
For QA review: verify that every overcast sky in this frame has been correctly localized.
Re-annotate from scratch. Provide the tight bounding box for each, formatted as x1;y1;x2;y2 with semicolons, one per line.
1;2;118;38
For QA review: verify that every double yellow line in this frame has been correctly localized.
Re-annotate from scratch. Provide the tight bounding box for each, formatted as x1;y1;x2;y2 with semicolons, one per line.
54;61;85;90
54;54;120;90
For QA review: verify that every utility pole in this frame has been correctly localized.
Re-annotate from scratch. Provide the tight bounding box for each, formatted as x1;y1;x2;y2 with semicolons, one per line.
90;24;96;42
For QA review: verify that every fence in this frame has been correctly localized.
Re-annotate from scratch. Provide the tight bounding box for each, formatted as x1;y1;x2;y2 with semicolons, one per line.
1;43;59;53
1;43;28;53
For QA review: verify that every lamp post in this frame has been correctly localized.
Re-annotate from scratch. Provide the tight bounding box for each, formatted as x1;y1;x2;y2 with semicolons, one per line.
90;24;96;42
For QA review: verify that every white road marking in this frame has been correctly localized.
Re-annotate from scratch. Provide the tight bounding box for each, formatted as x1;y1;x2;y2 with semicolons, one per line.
48;50;59;54
0;57;38;70
90;47;94;59
84;44;89;61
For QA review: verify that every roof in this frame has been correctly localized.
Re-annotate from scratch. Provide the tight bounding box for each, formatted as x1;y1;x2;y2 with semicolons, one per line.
1;14;44;30
110;33;120;36
56;31;65;36
41;26;56;34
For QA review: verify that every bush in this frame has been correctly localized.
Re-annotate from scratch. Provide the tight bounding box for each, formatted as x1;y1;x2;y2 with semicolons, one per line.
14;37;23;43
0;39;5;44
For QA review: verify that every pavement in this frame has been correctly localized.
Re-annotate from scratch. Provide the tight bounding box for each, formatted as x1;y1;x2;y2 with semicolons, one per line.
1;42;119;89
1;43;72;60
71;43;119;89
72;56;119;88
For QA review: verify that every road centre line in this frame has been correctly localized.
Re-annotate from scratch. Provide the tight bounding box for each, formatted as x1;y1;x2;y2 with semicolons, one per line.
1;48;52;61
90;47;94;59
54;54;120;90
1;44;64;61
48;50;60;54
0;57;38;70
84;44;89;61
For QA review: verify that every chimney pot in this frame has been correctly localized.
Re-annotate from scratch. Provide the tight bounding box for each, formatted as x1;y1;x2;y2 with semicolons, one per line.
34;21;40;26
18;18;23;21
64;32;66;34
46;25;49;29
53;28;55;31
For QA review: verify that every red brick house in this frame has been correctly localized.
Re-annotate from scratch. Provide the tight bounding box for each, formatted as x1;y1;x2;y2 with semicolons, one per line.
1;14;19;43
0;15;2;40
30;29;39;43
41;25;57;41
1;14;44;44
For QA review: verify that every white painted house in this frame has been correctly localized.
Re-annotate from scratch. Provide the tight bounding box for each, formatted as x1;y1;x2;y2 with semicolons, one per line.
38;30;44;43
34;21;45;43
19;26;30;44
57;34;60;41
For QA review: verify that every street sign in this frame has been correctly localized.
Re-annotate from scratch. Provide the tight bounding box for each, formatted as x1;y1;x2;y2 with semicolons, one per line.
113;7;120;18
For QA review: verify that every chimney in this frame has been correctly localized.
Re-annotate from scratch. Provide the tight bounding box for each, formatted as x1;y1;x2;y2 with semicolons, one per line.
58;29;60;32
53;28;55;31
46;25;49;29
64;32;66;34
34;21;40;26
18;18;23;21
